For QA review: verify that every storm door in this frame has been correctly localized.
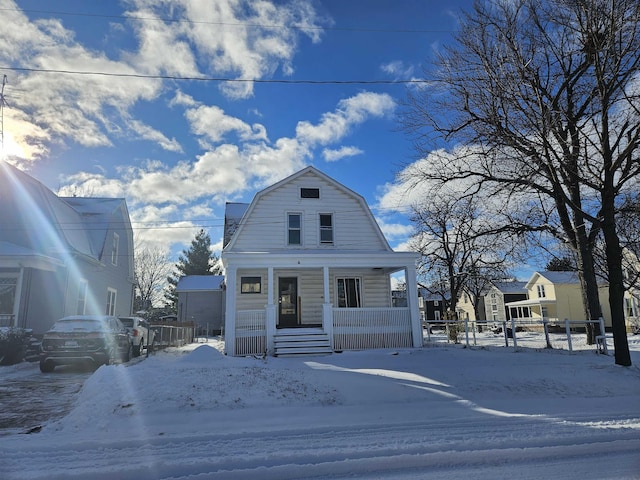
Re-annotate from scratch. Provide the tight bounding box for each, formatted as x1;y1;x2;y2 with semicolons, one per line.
278;277;299;327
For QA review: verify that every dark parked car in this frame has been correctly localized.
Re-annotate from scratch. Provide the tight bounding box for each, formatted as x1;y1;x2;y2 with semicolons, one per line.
39;315;132;373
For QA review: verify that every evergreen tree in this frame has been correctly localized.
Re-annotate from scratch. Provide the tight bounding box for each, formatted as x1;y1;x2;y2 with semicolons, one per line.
545;256;576;272
164;229;221;311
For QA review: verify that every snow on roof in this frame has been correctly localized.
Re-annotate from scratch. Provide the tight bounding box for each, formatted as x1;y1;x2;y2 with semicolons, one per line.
223;202;249;248
61;197;127;259
176;275;225;291
538;271;580;284
492;281;528;294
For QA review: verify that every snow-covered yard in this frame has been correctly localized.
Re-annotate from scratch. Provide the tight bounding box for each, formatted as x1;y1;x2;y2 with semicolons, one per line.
1;333;639;479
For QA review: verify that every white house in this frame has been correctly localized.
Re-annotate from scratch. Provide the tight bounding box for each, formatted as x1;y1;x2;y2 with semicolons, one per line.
221;166;421;356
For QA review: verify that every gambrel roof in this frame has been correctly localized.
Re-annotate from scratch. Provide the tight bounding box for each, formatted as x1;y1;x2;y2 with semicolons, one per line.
224;166;392;252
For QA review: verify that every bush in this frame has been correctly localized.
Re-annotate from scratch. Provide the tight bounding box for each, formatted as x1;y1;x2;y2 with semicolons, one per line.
0;327;32;365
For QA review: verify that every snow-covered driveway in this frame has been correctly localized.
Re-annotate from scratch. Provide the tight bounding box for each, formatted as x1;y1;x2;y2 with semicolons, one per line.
1;337;639;479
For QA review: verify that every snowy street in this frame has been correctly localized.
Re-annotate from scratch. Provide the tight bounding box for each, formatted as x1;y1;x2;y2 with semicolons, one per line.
1;335;639;479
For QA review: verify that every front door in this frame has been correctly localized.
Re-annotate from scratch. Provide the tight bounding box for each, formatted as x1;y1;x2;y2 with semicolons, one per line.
278;277;299;327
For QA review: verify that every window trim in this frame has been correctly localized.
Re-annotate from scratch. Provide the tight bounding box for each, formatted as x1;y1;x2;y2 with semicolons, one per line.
106;288;117;316
241;276;262;294
319;213;334;245
77;279;88;315
537;284;546;298
287;212;302;246
336;277;362;308
300;187;320;199
111;232;119;266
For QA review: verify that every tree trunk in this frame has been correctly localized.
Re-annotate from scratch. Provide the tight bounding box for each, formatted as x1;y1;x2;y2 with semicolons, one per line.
601;201;632;366
574;235;602;344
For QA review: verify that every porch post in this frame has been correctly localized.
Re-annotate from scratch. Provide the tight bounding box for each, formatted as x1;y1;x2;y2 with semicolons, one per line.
224;266;237;356
13;267;24;328
322;266;334;349
266;267;276;355
405;263;423;347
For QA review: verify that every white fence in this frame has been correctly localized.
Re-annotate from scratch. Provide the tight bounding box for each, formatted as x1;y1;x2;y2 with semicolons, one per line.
333;308;413;351
424;317;609;354
235;310;266;356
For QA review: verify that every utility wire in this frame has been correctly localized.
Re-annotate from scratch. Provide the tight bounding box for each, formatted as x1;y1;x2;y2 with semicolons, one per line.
0;7;453;34
2;66;430;85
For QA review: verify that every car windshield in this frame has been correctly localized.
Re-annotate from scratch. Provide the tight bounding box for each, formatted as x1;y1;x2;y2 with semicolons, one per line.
50;319;107;333
119;319;134;328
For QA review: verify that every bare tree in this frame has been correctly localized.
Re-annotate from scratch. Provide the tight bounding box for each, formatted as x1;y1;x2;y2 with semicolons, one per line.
134;242;172;311
409;191;513;340
402;0;640;366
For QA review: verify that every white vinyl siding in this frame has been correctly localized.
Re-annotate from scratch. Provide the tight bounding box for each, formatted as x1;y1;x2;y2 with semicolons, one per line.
231;171;389;251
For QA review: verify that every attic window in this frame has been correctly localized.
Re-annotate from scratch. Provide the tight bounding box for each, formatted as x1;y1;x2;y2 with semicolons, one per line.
300;188;320;199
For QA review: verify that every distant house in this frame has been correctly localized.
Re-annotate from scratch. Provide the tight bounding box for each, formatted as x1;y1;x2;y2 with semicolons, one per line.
221;166;421;356
0;162;134;334
623;249;640;332
483;281;528;323
505;271;611;327
176;275;225;335
417;288;446;324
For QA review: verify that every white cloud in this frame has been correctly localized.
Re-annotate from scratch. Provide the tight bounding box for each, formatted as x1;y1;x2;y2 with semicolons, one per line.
375;218;414;241
185;104;268;145
380;60;415;79
1;0;328;163
124;0;330;99
322;146;363;162
296;92;395;146
129;120;184;153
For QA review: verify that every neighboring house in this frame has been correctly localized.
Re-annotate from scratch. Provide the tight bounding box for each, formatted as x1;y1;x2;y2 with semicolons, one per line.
0;162;134;334
504;271;611;327
391;290;407;307
221;166;421;356
417;288;446;324
176;275;225;335
483;281;528;323
622;248;640;332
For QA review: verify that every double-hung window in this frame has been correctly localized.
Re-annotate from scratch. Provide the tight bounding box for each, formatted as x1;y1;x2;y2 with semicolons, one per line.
106;288;117;315
111;233;119;266
319;213;333;244
77;280;88;315
336;278;361;308
288;213;301;245
537;284;546;298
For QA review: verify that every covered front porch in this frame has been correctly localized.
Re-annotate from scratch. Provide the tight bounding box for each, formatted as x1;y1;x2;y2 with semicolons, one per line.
222;252;422;356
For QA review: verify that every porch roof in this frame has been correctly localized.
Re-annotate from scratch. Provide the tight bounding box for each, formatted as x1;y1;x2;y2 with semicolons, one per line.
505;298;557;308
0;241;64;271
222;249;418;272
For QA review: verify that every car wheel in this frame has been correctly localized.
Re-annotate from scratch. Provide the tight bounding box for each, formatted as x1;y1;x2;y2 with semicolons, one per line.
39;360;54;373
133;341;142;357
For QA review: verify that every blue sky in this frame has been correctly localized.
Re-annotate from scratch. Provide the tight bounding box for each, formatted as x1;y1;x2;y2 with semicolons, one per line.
0;0;471;258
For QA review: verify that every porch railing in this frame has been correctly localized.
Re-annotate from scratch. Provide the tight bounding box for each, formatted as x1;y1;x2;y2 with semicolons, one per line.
235;309;266;356
332;307;412;351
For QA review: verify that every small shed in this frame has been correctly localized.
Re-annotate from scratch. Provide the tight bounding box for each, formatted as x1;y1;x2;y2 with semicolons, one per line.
176;275;225;335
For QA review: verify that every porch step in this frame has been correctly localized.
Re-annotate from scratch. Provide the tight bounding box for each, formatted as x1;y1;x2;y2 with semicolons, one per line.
274;330;332;357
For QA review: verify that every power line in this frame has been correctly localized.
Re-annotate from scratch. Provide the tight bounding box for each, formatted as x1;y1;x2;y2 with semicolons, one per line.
0;7;453;35
1;66;429;85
